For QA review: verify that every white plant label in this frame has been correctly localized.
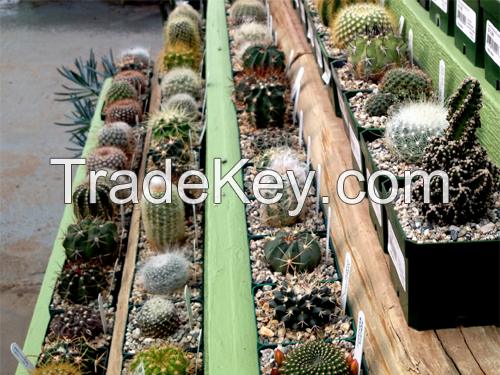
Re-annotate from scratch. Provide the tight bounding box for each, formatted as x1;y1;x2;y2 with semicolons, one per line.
486;21;500;67
354;311;366;375
398;16;404;36
388;220;406;291
316;164;322;216
275;31;278;46
287;49;295;71
316;40;323;68
300;2;305;23
199;117;207;146
456;0;476;42
202;72;209;116
192;204;198;248
340;252;352;311
366;169;382;226
266;2;270;24
432;0;447;13
299;110;304;149
292;83;301;127
185;285;194;330
409;30;414;67
322;55;331;84
306;136;311;168
294;0;299;8
325;206;331;264
439;60;445;105
349;125;362;169
11;343;35;371
269;15;273;33
195;328;203;375
291;67;304;99
307;20;314;44
98;294;108;334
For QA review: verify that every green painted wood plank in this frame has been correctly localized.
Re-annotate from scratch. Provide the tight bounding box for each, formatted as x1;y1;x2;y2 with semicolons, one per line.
387;0;500;165
204;1;259;374
15;78;112;375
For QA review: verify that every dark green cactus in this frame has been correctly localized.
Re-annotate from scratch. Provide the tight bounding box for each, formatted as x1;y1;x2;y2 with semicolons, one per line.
380;67;434;101
280;342;351;375
129;344;194;375
137;297;180;338
38;338;101;374
230;0;267;23
51;307;103;339
56;262;108;305
263;230;322;275
150;106;198;143
73;178;115;220
105;81;137;104
164;16;201;50
150;137;192;179
365;92;393;117
413;77;500;225
63;218;117;263
242;44;286;72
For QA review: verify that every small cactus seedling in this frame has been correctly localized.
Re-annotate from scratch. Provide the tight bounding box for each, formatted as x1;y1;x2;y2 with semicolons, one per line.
364;92;393;117
129;344;194;375
164;16;202;50
140;251;191;295
137;297;181;338
161;67;202;100
233;22;273;46
163;44;202;72
106;98;143;125
230;0;267;24
63;218;117;263
56;262;108;305
264;230;322;274
164;93;199;118
31;362;84;375
105;81;137;105
170;4;202;35
149;106;199;143
141;177;186;250
87;146;127;172
113;70;147;94
380;67;434;101
51;307;103;339
242;43;286;72
97;122;132;152
73;178;115;220
117;46;150;72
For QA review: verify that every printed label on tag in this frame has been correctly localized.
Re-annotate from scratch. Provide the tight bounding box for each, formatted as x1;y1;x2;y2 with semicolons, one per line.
322;55;331;83
98;294;108;334
340;253;351;311
11;343;35;371
366;169;382;226
316;40;323;68
388;220;406;291
185;285;194;330
300;2;305;23
486;21;500;67
354;312;365;375
349;125;362;169
456;0;476;42
432;0;447;13
439;60;445;104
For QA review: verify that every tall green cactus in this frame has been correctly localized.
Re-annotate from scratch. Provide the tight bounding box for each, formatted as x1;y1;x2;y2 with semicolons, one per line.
242;44;286;72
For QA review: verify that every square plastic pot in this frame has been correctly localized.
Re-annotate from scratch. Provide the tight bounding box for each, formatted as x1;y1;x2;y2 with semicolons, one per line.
481;0;500;90
429;0;455;36
454;0;484;67
418;0;430;10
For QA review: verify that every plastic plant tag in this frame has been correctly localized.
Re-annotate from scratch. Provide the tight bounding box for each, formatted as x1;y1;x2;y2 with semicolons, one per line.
202;72;209;116
195;328;202;375
439;60;445;105
143;98;149;115
291;67;304;99
300;2;305;23
135;114;139;127
306;136;311;168
287;49;295;71
432;0;447;13
275;31;278;46
388;220;406;291
456;0;476;42
316;164;322;216
185;285;194;330
292;82;301;127
294;0;299;8
340;253;352;311
322;55;331;84
269;15;273;33
353;311;366;375
120;204;125;229
10;343;35;371
366;169;382;226
409;30;413;68
486;21;500;67
398;16;404;36
266;2;270;25
299;110;304;149
199;116;207;146
111;258;119;292
316;41;323;68
98;294;108;334
307;21;314;44
349;125;362;169
325;206;331;265
192;204;198;249
118;226;125;259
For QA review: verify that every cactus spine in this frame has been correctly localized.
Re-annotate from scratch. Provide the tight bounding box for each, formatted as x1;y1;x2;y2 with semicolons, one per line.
149;106;199;143
97;122;132;152
164;16;201;50
230;0;267;24
38;338;100;374
164;93;199;118
31;362;84;375
163;44;201;72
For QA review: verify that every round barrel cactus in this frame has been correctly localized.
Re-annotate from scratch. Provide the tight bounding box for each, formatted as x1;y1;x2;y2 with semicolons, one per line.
140;252;191;295
242;43;286;72
164;16;201;50
129;344;194;375
164;93;199;118
137;297;180;338
230;0;266;24
105;81;137;104
51;307;103;339
97;122;132;152
73;178;115;220
161;67;202;100
113;70;147;94
56;262;108;305
380;67;434;101
38;338;100;374
31;362;83;375
106;98;143;125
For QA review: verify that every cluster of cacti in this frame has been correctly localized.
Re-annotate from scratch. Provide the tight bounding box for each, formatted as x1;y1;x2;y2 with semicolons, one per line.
56;262;108;305
87;146;127;172
116;46;151;72
63;218;117;263
149;106;199;143
31;362;84;375
129;344;194;375
380;67;434;101
161;67;202;100
97;122;132;152
242;43;286;72
37;338;100;374
270;274;339;329
163;44;201;71
250;129;297;156
233;22;273;46
137;297;180;338
164;93;199;117
113;70;147;94
347;25;407;81
141;177;186;250
264;230;322;274
106;98;143;124
140;251;191;295
385;99;448;163
330;3;396;49
230;0;267;24
105;81;137;105
73;177;116;220
51;307;103;339
413;78;500;225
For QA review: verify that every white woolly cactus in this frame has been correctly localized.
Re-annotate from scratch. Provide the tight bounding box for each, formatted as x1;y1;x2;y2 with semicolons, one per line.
233;22;273;46
140;251;191;295
385;99;448;164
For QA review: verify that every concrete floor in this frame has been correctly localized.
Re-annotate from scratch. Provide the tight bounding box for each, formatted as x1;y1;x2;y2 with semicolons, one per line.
0;1;163;373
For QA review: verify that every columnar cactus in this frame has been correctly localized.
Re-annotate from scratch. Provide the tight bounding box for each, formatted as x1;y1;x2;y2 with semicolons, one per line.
385;99;448;163
380;67;434;101
149;106;199;143
230;0;267;23
137;297;180;338
161;67;202;100
163;44;201;71
270;274;339;329
364;92;393;117
140;252;191;295
279;342;351;375
233;22;273;46
105;81;137;105
129;344;194;375
263;230;322;274
113;70;147;94
347;26;407;81
170;4;202;35
38;338;100;374
31;362;83;375
330;3;396;49
73;178;115;220
164;16;201;50
56;262;108;305
63;218;117;263
413;77;500;225
87;146;127;171
97;122;132;152
242;44;286;72
164;93;199;117
141;177;186;250
106;98;143;124
51;307;103;339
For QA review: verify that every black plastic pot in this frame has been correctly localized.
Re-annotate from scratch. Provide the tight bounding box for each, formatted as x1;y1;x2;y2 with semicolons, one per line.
481;0;500;90
454;0;484;67
429;0;455;36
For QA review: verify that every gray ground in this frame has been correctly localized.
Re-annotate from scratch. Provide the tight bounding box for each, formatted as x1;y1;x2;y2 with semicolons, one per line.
0;1;163;373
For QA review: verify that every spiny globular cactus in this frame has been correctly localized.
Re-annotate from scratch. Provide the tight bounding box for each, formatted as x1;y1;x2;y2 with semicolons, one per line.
149;106;199;143
56;262;108;305
63;218;117;263
163;44;201;72
31;362;84;375
164;93;199;118
170;4;202;35
150;137;192;180
37;338;100;374
97;122;132;153
105;81;137;105
250;129;297;156
242;43;286;72
73;178;115;220
140;252;191;295
385;99;448;163
113;70;147;95
380;67;434;101
137;297;180;338
347;25;407;81
413;77;500;225
364;92;393;117
164;16;201;50
233;22;273;46
330;3;396;49
230;0;267;24
264;230;322;274
234;15;261;26
129;344;194;375
279;342;351;375
87;146;127;172
161;67;202;100
106;98;143;125
141;177;186;250
117;46;150;72
270;274;340;330
51;307;103;339
316;0;334;26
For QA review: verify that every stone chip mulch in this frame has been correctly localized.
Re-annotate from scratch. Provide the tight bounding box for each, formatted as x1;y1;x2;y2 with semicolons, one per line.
335;64;378;91
349;91;388;129
366;137;418;178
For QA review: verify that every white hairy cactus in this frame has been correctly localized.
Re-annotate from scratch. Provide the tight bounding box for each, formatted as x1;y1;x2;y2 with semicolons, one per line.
385;99;448;163
233;22;273;46
140;251;191;295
